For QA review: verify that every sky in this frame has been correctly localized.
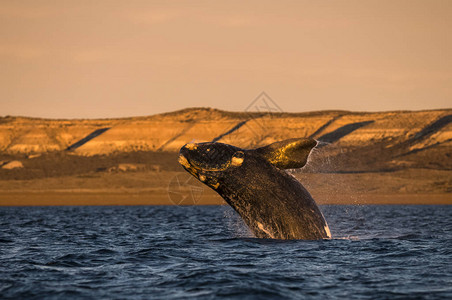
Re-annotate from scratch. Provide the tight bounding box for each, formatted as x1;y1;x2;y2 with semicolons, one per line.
1;0;451;118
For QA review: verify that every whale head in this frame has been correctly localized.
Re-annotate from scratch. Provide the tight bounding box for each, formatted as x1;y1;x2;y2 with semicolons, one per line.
178;138;317;191
178;142;243;190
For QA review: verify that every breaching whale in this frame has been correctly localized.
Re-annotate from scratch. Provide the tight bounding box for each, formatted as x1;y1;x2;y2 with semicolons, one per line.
178;138;331;240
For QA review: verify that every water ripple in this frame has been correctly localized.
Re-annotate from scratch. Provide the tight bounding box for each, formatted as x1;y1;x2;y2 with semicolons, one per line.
0;205;451;299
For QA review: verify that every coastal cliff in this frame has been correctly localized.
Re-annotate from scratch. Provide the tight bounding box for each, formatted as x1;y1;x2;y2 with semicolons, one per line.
0;108;451;205
1;108;451;157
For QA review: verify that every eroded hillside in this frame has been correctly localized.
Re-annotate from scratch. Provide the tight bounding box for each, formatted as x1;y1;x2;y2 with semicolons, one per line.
1;108;451;157
0;108;451;205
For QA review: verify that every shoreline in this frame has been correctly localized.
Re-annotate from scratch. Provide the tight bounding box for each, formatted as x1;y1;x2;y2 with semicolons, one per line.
0;191;450;206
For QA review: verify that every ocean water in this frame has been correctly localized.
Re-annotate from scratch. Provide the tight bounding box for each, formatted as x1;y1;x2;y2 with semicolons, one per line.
0;205;451;299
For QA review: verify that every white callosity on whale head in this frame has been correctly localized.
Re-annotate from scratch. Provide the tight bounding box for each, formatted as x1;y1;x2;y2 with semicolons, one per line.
231;151;245;167
231;156;244;166
185;143;198;150
178;154;191;169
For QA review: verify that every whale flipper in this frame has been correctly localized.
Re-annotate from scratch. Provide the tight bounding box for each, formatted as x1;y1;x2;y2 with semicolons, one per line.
253;138;317;169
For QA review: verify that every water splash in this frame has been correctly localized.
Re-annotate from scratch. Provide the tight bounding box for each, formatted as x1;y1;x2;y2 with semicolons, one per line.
221;206;254;238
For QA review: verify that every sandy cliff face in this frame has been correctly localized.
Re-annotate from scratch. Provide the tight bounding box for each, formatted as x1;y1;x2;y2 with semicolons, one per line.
0;108;451;157
0;117;118;154
0;108;451;205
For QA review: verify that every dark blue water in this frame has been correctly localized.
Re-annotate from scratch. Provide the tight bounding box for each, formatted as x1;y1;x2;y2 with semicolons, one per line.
0;205;451;299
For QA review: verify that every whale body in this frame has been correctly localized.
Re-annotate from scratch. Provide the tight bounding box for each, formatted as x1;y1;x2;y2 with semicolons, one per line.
178;138;331;240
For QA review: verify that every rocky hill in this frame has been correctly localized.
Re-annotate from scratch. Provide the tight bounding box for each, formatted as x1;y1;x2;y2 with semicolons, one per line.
1;108;451;155
1;108;451;170
0;108;451;205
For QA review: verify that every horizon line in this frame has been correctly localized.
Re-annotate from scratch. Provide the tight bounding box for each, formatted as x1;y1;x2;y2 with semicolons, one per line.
1;106;451;121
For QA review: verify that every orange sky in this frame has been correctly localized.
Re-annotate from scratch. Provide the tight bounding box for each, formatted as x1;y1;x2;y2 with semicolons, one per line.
1;0;451;118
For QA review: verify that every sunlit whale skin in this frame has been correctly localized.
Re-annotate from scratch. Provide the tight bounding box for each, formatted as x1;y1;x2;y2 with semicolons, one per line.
178;138;331;240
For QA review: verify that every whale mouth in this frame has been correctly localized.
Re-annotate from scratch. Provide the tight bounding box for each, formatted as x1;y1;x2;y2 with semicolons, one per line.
178;153;202;171
178;154;192;169
178;154;201;178
178;153;220;188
